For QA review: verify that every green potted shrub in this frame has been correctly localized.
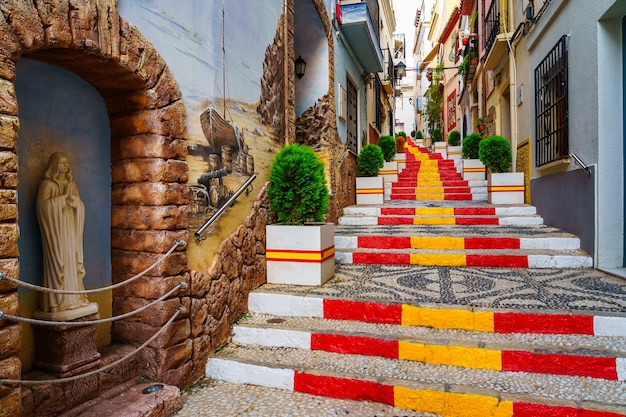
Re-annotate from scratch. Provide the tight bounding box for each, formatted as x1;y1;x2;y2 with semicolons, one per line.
447;130;462;168
378;135;399;186
432;128;446;157
478;136;524;204
356;144;385;205
461;133;485;181
394;132;407;171
266;143;334;285
414;130;425;146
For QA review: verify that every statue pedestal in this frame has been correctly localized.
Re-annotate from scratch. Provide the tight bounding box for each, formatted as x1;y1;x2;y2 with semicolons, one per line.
32;303;101;377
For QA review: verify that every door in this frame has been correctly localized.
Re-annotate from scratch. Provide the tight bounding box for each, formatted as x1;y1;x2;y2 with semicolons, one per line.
346;77;358;153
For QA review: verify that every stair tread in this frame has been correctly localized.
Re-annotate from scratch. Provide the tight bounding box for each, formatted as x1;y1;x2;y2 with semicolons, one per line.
335;248;591;256
235;313;626;355
335;225;572;236
210;344;626;411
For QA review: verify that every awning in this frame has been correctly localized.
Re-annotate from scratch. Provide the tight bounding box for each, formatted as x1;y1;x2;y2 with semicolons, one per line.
419;43;440;70
340;3;384;73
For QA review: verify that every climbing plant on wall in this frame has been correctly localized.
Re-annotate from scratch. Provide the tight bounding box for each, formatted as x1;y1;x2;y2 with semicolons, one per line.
425;63;444;132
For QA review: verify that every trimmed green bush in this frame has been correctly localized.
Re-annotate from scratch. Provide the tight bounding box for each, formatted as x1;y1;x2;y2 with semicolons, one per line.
461;133;482;159
478;135;512;173
357;144;384;177
415;130;423;139
268;143;329;225
378;135;396;162
432;128;443;142
448;130;461;146
410;130;416;138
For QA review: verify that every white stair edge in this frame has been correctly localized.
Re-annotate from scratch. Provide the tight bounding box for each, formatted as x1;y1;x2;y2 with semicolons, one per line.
527;254;593;268
206;358;295;390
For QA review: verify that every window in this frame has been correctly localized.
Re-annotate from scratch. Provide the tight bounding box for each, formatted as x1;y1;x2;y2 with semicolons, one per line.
535;35;569;167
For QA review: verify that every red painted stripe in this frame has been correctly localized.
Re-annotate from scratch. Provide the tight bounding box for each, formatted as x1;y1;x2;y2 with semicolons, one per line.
294;372;395;405
358;236;410;249
380;208;414;215
311;334;399;359
502;351;618;380
443;194;473;200
455;207;496;215
494;312;595;335
513;402;625;417
466;255;528;267
456;217;500;225
352;252;410;264
465;238;520;249
378;217;414;225
323;299;402;324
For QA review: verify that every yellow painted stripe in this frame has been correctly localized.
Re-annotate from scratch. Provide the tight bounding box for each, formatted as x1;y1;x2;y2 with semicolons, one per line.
402;305;495;332
488;186;524;192
463;168;486;172
409;253;466;266
356;188;384;194
394;387;514;417
448;151;461;155
266;247;334;262
413;217;456;225
414;207;454;215
416;181;443;187
410;236;464;250
379;170;398;175
398;342;502;370
414;194;445;200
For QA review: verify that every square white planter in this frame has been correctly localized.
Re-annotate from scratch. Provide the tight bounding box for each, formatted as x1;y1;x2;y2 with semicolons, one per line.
447;145;462;171
394;153;406;172
356;176;384;205
434;141;447;159
413;139;424;147
378;161;398;183
488;172;525;204
462;159;486;180
266;223;335;286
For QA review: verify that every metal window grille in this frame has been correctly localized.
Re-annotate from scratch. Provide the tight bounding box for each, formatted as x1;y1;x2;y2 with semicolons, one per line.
535;35;569;167
485;0;500;55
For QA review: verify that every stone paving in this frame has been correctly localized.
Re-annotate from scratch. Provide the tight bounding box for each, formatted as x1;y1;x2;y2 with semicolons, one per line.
173;264;626;417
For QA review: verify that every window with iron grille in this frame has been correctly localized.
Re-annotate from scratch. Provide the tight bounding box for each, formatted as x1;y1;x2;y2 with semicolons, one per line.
535;35;569;167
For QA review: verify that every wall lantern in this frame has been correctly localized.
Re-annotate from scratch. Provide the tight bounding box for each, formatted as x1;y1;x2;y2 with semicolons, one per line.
395;61;406;80
408;97;413;105
295;55;307;79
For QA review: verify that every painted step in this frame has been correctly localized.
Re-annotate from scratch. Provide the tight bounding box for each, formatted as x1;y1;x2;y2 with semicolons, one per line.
335;248;593;268
230;313;626;381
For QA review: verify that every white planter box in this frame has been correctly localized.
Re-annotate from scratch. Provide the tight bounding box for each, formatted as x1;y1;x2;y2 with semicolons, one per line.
356;176;384;205
266;223;335;286
447;145;462;171
462;159;486;180
394;153;406;172
434;141;447;159
413;139;424;147
488;172;525;204
378;161;398;183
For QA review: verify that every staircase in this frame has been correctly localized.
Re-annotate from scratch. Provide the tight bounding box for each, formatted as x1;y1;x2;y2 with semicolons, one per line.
205;141;625;416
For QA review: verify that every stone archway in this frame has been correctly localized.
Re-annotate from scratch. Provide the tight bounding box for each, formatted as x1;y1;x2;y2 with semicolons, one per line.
0;1;189;414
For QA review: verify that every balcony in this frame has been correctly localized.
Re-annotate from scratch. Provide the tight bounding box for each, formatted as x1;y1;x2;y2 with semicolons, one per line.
340;2;384;73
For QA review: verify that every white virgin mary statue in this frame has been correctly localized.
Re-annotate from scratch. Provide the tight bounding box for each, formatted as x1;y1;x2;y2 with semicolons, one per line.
36;152;90;313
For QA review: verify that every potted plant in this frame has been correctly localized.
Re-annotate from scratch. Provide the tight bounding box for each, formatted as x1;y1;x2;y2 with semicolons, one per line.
461;133;486;180
266;143;334;285
432;128;446;157
356;144;384;205
414;130;425;147
478;135;524;204
394;132;407;171
378;135;399;194
475;117;485;135
447;130;462;170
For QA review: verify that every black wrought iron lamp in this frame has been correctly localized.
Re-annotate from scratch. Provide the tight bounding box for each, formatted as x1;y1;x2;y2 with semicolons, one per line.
295;55;307;79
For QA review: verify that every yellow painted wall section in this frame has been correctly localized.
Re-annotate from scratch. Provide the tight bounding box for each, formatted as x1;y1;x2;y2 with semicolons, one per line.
414;208;455;215
410;236;464;250
394;387;514;417
398;342;502;370
413;217;456;225
402;305;495;332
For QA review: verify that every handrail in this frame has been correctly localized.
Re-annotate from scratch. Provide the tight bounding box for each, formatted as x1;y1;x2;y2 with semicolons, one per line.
339;147;358;164
569;153;591;177
194;174;257;243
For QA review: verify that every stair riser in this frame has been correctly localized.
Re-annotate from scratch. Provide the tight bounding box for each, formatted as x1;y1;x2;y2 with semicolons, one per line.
248;293;626;337
205;360;626;417
338;216;544;226
336;252;592;268
232;326;625;381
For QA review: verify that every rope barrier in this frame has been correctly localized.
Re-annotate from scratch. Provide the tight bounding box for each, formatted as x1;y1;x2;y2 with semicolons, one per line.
0;282;186;327
0;239;185;295
0;308;181;387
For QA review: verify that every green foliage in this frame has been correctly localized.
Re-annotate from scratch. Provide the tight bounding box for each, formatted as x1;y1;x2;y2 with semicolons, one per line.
357;144;384;177
415;130;423;139
410;130;416;137
395;131;407;139
462;133;482;159
425;64;444;131
432;128;443;142
268;143;329;225
448;130;461;146
478;135;512;173
378;136;397;162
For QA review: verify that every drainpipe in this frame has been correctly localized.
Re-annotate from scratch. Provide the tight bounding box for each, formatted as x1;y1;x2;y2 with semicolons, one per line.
503;0;518;172
284;0;290;146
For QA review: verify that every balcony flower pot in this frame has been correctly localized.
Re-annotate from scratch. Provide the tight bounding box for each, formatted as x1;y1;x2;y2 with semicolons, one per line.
356;144;384;205
266;143;333;285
